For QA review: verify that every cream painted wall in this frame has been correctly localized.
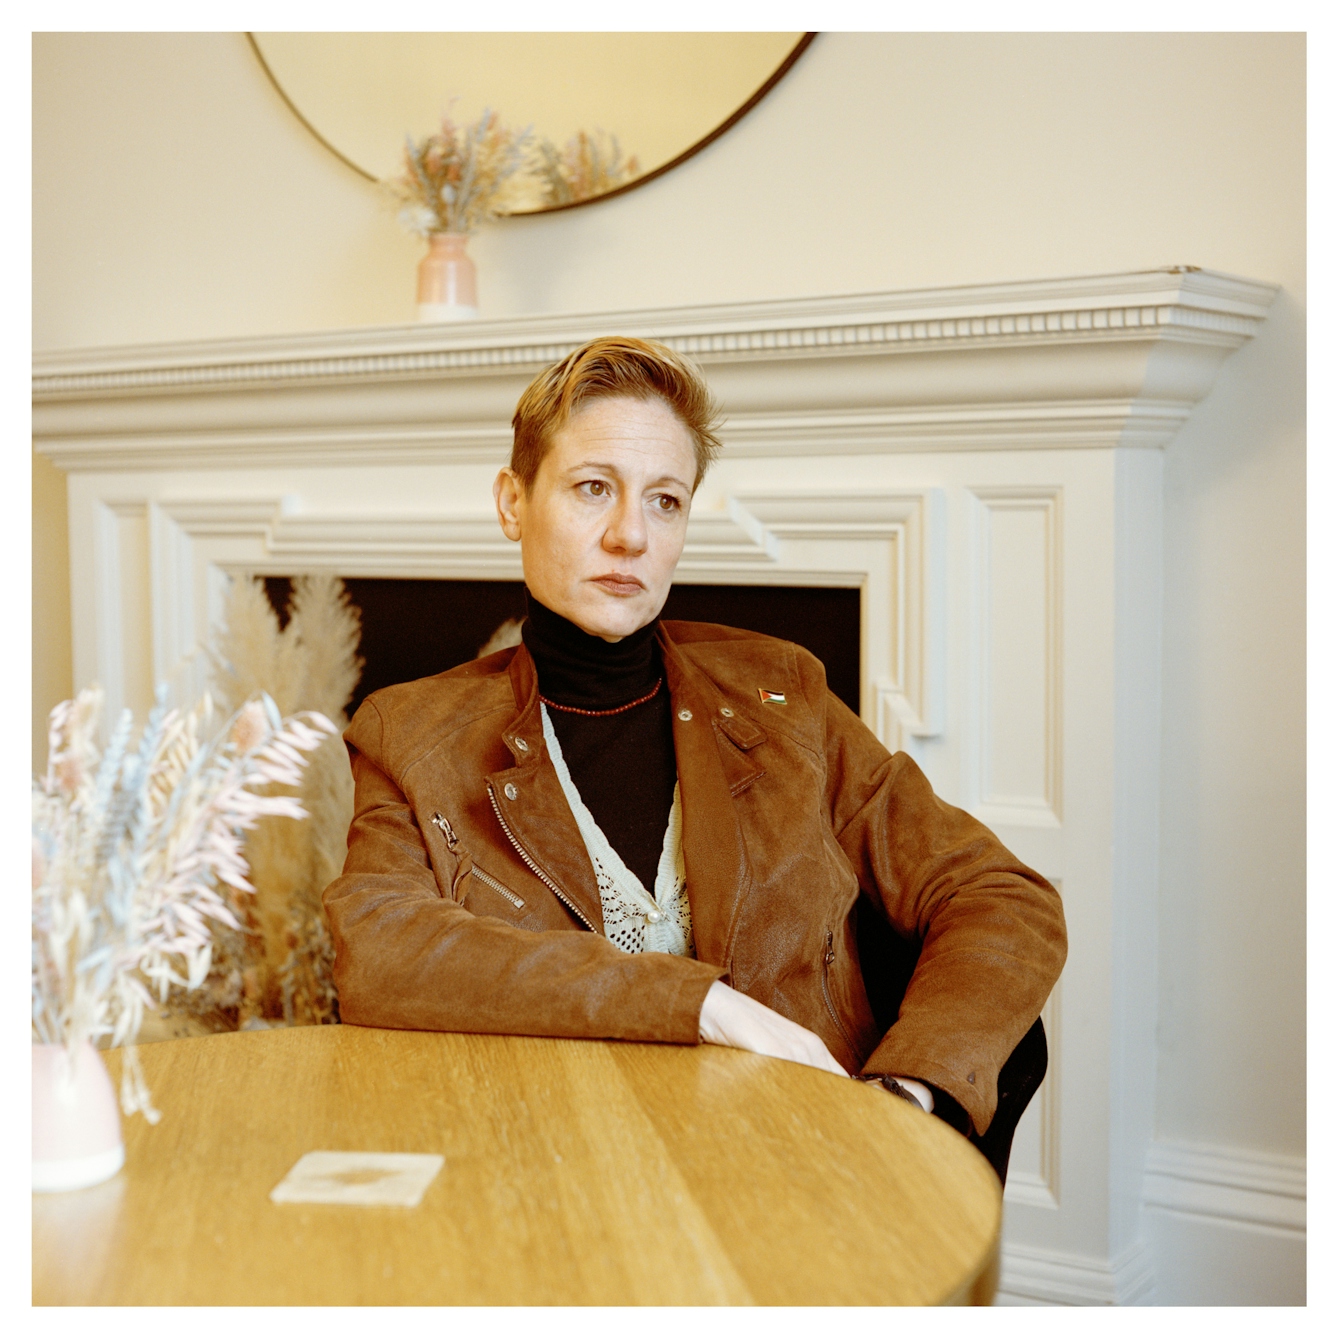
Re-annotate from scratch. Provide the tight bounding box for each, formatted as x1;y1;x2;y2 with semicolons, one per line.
33;32;1303;345
32;451;72;768
33;29;1304;1173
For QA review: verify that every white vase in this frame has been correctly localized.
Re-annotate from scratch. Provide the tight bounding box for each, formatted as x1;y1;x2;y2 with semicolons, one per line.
32;1041;125;1192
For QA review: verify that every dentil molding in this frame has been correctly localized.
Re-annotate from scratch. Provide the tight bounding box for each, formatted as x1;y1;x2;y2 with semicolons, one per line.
33;268;1276;470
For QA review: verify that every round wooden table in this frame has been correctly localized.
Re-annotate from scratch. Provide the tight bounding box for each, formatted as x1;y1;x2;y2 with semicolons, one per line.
33;1026;1001;1305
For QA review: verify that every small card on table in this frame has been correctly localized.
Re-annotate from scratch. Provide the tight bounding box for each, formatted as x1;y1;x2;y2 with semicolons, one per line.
270;1150;444;1207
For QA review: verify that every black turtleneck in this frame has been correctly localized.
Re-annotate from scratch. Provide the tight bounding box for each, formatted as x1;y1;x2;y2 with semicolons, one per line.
522;591;677;893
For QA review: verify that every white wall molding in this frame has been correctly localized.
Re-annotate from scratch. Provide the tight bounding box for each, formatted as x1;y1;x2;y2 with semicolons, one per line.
728;490;945;747
1003;984;1062;1212
140;489;944;761
997;1240;1155;1307
968;486;1063;828
1143;1140;1306;1234
31;402;1216;472
722;401;1200;457
1000;1141;1306;1304
31;267;1275;397
34;268;1275;473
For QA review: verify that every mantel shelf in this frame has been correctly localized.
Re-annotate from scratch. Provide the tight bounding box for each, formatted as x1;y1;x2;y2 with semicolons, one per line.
33;267;1275;470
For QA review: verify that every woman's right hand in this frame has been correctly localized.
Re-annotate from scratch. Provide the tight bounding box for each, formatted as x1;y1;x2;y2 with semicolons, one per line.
698;980;849;1077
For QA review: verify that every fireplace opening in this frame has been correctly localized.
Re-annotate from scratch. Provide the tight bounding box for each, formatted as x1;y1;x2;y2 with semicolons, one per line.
263;577;861;718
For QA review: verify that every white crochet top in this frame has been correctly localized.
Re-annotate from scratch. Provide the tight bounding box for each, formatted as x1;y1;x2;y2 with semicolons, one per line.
540;704;695;958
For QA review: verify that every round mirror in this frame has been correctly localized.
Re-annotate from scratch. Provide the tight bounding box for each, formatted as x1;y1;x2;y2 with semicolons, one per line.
249;32;812;214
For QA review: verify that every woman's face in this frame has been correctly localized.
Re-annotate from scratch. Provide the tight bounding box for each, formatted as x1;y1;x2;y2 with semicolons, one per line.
493;395;697;641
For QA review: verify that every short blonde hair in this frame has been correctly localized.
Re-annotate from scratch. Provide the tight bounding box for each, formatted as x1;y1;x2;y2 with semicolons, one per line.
510;336;722;492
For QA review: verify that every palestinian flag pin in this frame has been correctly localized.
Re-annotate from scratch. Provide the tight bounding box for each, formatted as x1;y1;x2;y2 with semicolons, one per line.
758;689;788;705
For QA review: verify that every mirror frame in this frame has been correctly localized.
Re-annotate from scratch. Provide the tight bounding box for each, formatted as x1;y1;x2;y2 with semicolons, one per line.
246;32;816;216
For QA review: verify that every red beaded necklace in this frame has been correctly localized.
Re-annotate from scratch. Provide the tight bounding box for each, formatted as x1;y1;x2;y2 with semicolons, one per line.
540;678;664;717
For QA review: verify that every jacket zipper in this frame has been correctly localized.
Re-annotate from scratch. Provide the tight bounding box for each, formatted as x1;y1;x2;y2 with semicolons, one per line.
822;929;856;1054
468;864;525;909
486;781;598;933
430;811;459;851
434;808;524;908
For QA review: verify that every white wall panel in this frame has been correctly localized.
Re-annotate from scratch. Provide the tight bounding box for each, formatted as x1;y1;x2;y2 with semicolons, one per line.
94;501;153;719
972;488;1062;824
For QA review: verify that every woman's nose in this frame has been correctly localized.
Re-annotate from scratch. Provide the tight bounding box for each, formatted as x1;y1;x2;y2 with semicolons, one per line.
602;495;648;555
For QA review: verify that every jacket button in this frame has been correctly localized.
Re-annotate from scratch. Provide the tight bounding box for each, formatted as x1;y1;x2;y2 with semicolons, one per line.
719;707;734;718
503;783;518;801
514;737;529;752
678;708;693;722
967;1072;976;1084
646;909;663;923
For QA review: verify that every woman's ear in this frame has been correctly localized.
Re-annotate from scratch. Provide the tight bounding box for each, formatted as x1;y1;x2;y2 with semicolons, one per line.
493;468;524;542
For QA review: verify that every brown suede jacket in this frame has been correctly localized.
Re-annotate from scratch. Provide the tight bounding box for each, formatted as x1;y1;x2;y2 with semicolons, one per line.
324;620;1067;1136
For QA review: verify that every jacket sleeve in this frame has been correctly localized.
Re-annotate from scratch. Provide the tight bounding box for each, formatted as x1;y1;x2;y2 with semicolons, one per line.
323;701;723;1044
819;683;1067;1135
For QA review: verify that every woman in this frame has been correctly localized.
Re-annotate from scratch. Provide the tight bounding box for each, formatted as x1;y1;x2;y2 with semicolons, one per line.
324;337;1066;1177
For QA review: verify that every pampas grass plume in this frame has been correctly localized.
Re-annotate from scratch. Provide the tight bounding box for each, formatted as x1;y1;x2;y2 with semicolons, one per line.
198;575;363;1029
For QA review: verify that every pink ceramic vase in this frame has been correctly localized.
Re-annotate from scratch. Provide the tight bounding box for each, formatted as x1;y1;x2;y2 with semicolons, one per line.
32;1041;124;1192
416;232;479;322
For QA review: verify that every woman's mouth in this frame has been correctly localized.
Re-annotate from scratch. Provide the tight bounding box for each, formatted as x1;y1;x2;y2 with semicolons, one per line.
591;574;646;596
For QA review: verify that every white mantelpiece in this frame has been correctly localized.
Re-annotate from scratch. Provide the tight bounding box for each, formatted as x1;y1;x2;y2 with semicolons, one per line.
35;267;1272;470
34;268;1275;1304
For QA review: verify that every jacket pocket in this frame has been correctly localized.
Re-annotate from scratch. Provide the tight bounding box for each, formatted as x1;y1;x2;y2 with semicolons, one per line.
821;928;856;1056
454;857;525;910
425;811;461;898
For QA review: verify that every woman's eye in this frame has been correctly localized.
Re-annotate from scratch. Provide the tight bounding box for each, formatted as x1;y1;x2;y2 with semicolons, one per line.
585;480;608;496
655;494;682;513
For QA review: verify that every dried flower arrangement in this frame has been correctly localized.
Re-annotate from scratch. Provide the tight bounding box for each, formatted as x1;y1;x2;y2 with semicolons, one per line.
389;108;534;237
174;574;364;1032
388;108;644;236
32;686;335;1119
533;130;640;207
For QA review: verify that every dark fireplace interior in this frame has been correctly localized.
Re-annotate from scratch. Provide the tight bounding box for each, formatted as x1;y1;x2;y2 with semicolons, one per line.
264;577;861;719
